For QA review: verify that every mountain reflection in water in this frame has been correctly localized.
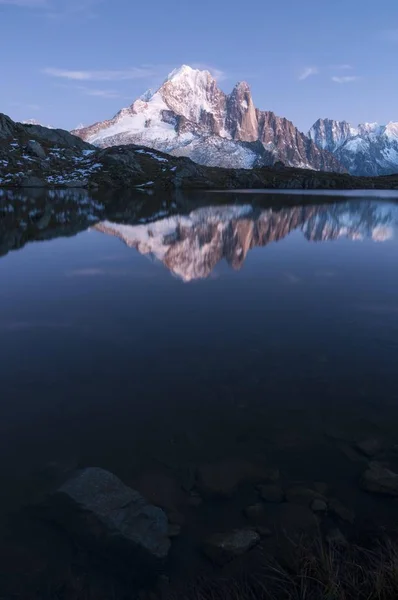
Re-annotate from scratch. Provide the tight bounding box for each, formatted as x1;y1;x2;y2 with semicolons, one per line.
94;202;396;281
1;188;396;280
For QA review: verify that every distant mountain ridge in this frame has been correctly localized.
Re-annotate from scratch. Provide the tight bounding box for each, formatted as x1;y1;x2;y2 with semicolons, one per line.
309;118;398;176
72;65;344;173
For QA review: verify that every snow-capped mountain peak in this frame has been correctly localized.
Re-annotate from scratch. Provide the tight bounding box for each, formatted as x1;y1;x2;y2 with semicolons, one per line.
72;64;343;172
166;64;211;83
357;122;381;137
384;121;398;140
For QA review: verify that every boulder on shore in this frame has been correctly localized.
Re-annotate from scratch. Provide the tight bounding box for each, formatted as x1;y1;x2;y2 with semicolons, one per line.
44;467;171;580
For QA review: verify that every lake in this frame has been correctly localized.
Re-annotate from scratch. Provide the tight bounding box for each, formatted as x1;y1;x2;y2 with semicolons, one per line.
1;188;398;596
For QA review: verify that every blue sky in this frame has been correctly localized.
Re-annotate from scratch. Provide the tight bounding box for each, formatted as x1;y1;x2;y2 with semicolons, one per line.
1;0;398;132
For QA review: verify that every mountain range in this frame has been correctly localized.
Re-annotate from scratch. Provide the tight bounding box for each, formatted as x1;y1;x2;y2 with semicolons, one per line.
5;111;398;191
309;119;398;176
73;65;343;173
73;65;398;177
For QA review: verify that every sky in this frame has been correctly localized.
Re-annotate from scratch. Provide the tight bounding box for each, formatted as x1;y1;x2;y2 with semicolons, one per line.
1;0;398;133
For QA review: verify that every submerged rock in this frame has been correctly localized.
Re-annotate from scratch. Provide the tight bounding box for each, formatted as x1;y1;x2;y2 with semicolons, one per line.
255;525;272;537
259;484;284;503
244;503;266;520
311;499;328;513
45;467;170;580
276;504;319;537
188;493;202;508
203;529;260;565
197;460;277;498
355;438;383;458
361;462;398;496
286;486;326;506
326;528;347;546
328;498;355;523
167;524;181;538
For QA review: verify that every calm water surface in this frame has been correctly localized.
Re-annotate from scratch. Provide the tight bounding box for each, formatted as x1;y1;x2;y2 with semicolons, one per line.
1;188;398;591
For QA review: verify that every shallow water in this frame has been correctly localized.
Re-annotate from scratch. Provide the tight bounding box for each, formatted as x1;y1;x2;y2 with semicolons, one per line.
1;188;398;593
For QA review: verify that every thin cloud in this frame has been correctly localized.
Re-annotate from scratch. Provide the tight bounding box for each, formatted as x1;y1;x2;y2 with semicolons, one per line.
283;272;301;284
78;86;124;99
43;67;155;81
46;0;102;19
54;82;123;98
67;268;106;277
298;66;319;81
331;75;360;83
0;0;48;5
0;0;103;18
331;64;353;70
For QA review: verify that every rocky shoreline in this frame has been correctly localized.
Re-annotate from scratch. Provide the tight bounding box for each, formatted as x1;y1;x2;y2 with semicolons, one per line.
1;113;398;192
4;433;398;600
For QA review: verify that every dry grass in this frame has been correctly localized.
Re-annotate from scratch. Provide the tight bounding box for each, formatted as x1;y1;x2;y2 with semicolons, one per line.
167;537;398;600
8;535;398;599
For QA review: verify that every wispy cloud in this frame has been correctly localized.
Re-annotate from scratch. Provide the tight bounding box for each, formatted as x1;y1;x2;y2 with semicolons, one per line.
0;0;48;5
331;64;353;70
53;82;127;99
283;272;302;284
298;66;319;81
191;63;227;81
67;268;106;277
83;89;121;99
331;75;360;83
0;0;102;18
46;0;102;19
379;28;398;42
43;66;155;81
78;86;125;99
